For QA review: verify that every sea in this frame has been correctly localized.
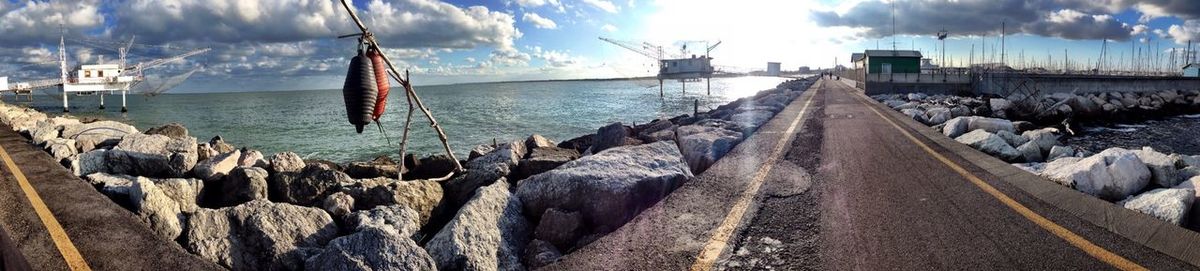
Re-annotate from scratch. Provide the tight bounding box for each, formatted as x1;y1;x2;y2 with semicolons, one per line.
1066;114;1200;156
13;76;793;162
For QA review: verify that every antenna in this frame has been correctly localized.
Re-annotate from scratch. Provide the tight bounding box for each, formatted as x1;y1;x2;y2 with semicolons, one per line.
1000;20;1006;66
891;0;896;51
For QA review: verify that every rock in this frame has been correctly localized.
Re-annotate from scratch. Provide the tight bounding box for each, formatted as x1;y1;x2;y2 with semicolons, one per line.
676;125;742;173
924;107;951;125
1121;188;1194;225
1022;128;1060;153
941;116;974;138
634;120;674;141
1011;121;1035;133
1042;148;1151;201
129;177;184;241
954;130;1022;162
345;204;421;237
426;180;530;271
534;208;583;251
69;149;108;176
30;123;60;146
516;141;693;234
108;133;198;178
60;120;138;147
86;173;137;207
345;156;401;179
950;105;972;117
515;147;580;181
44;138;77;163
218;166;269;207
193;150;241;181
75;138;98;153
340;178;442;224
895;102;919;110
556;134;594;154
470;144;496;161
237;150;267;168
525;134;556;151
729;110;774;131
995;130;1028;148
322;192;355;219
641;128;676;143
269;151;305;173
153;177;204;214
1047;146;1075;161
209;135;236;153
1017;141;1044;163
270;164;354;206
1131;147;1182;187
304;228;436;271
143;123;189;139
405;154;457;180
466;141;525;177
591;122;629;154
523;239;562;269
901;108;926;123
183;200;337;271
989;98;1012;118
196;143;218;162
966;117;1015;134
907;93;927;101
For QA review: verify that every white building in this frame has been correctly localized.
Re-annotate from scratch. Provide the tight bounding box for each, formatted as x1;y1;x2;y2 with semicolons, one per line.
1185;63;1200;77
766;62;781;76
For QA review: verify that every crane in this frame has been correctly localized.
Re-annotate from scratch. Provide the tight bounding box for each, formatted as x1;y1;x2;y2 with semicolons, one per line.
599;37;722;96
128;48;211;75
599;37;666;60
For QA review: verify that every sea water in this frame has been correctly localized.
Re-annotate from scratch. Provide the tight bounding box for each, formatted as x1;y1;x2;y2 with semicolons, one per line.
17;76;792;162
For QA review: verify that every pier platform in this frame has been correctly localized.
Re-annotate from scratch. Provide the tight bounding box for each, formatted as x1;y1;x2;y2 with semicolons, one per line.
0;125;220;270
550;78;1200;270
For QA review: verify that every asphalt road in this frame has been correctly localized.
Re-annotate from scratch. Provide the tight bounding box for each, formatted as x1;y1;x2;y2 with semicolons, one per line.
0;125;221;270
720;79;1195;270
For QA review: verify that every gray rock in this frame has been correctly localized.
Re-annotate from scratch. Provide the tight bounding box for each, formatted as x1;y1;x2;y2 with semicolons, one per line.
989;98;1012;118
196;143;218;162
108;133;198;178
1042;148;1151;201
469;144;495;160
1121;188;1194;225
237;150;267;168
209;135;236;153
322;192;355;219
641;128;676;143
60;120;138;147
535;208;583;251
1022;128;1060;153
966;117;1015;134
1017;141;1044;163
75;138;98;153
269;164;354;206
516;141;693;234
340;178;442;224
426;180;531;271
143;123;189;139
676;125;742;173
304;228;436;271
729;110;774;131
901;108;926;123
523;239;562;269
30;122;61;146
525;134;556;151
269;151;305;173
954;130;1022;162
85;173;136;207
193;150;241;181
466;141;525;177
129;177;184;241
941;116;975;138
516;147;580;180
345;204;421;238
69;149;108;176
153;177;204;214
44;138;77;163
907;93;927;101
635;119;674;141
1132;147;1182;187
995;130;1028;148
1047;145;1075;161
404;154;457;180
219;166;269;207
591;122;629;154
924;107;951;125
345;156;401;179
183;200;337;271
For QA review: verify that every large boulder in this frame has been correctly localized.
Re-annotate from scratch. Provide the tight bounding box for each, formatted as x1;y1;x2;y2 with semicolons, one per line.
404;154;457;180
676;125;742;173
129;177;184;241
924;107;951;125
217;167;269;207
556;134;594;154
516;141;693;234
304;228;436;271
339;178;442;224
85;173;136;208
193;150;241;181
108;133;198;178
237;150;267;168
345;204;422;237
209;135;236;154
525;134;557;151
60;120;138;147
425;180;531;271
995;130;1028;148
965;117;1015;134
143;123;189;139
523;239;562;269
534;208;583;251
1022;128;1060;153
469;144;496;161
1041;148;1151;201
466;141;525;177
634;120;675;142
954;130;1022;162
345;156;401;179
269;152;306;173
1016;141;1044;163
321;192;355;219
1121;188;1194;225
44;138;77;163
269;164;354;206
1131;147;1182;187
515;147;580;180
591;122;629;154
1047;145;1075;161
989;98;1012;118
183;200;337;271
729;110;774;131
941;116;975;138
69;149;108;176
153;177;204;214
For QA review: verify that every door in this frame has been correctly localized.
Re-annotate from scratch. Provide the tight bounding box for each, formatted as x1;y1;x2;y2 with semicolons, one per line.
881;63;892;74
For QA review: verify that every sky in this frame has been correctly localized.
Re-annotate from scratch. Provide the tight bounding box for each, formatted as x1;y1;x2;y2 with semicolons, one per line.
0;0;1199;93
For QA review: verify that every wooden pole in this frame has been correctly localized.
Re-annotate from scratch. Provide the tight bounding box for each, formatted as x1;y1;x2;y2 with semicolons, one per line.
339;0;464;172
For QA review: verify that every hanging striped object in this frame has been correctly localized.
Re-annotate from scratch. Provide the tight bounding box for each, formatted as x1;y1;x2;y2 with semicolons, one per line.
342;49;378;133
367;48;390;121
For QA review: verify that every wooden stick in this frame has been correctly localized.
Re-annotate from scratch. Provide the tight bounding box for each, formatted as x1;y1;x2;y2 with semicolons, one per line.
397;70;415;174
338;0;464;172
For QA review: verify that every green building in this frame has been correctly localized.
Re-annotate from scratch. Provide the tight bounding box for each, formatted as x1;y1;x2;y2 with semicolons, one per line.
852;50;922;74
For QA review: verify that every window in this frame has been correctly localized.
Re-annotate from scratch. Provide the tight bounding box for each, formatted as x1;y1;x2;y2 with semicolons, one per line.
98;70;104;77
84;70;91;78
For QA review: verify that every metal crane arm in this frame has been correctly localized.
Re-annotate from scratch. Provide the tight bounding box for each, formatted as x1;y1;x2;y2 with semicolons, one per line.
599;37;664;60
129;48;211;72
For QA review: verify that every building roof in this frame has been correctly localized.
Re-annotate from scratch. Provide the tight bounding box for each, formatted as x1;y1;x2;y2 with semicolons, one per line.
851;53;865;62
863;50;922;58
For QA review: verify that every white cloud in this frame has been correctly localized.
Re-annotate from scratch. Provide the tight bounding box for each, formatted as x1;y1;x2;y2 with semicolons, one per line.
581;0;619;13
0;0;106;46
602;24;618;32
523;12;558;29
1168;20;1200;44
1131;24;1149;35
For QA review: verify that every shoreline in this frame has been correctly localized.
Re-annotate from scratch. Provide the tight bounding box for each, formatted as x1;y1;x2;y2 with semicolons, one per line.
0;76;818;270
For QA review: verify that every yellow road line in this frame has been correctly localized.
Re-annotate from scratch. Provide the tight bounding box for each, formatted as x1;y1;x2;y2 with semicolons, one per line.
847;84;1146;271
0;144;91;270
689;80;821;271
